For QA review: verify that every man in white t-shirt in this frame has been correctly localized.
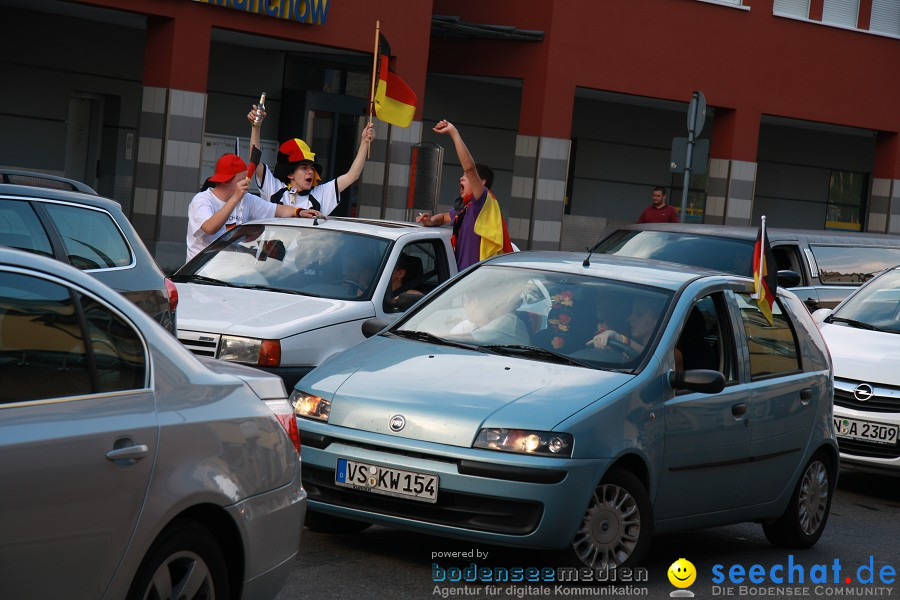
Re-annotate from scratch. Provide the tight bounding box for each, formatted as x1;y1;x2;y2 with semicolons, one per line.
246;104;375;214
185;153;323;262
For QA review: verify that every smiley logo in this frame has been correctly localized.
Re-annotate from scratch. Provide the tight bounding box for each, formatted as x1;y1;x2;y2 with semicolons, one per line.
668;558;697;588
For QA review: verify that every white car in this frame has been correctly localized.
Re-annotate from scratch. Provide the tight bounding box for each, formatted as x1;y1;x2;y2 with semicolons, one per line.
173;217;458;389
813;265;900;474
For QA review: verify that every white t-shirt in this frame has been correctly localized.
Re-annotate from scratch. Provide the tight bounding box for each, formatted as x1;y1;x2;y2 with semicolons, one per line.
185;189;277;262
256;163;340;215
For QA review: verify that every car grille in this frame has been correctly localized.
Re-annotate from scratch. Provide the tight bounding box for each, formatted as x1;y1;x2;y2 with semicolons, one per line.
303;465;543;535
834;379;900;413
838;439;900;460
177;330;220;358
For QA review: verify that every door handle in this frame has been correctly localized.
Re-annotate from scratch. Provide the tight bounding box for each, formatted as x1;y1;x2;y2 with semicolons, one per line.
731;403;747;418
800;388;812;405
106;444;149;461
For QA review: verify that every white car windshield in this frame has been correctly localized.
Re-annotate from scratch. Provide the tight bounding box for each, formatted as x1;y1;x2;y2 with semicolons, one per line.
829;268;900;333
177;224;390;300
397;265;674;370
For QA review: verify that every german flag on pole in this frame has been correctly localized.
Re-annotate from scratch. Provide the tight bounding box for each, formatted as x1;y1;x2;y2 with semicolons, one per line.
374;33;416;128
752;215;777;325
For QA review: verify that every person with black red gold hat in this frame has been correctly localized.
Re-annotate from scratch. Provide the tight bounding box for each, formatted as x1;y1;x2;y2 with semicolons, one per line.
247;104;375;214
185;153;322;262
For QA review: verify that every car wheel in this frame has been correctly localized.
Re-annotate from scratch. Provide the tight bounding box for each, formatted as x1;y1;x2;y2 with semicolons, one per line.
304;509;373;534
763;451;834;548
127;520;230;600
568;468;653;568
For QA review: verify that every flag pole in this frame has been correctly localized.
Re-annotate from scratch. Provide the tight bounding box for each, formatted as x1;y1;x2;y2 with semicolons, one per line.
753;215;766;299
368;20;380;158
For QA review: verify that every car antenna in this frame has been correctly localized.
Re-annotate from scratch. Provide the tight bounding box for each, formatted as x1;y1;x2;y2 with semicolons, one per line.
313;215;319;226
582;246;594;267
582;238;602;267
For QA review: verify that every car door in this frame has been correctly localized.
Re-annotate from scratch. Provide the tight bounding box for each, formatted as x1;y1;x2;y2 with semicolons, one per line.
0;267;157;598
655;291;753;519
731;291;822;507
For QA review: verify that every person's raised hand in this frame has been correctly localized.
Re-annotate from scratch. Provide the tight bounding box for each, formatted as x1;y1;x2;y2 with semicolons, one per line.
433;119;456;136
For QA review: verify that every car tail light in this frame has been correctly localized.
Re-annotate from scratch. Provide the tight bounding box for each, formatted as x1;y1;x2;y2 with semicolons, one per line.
259;340;281;367
265;399;302;454
165;278;179;313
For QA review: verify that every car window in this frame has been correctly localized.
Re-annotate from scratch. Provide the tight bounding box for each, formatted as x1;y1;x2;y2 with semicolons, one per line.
80;295;147;392
595;230;756;277
831;268;900;331
771;244;806;284
676;293;739;382
0;199;54;257
0;272;91;402
809;245;900;285
42;203;132;270
735;293;801;378
400;265;673;372
179;224;391;301
0;271;147;403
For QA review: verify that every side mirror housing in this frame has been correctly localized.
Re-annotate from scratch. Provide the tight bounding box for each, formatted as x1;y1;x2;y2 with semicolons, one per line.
361;317;390;338
669;369;726;394
811;308;832;324
777;269;802;288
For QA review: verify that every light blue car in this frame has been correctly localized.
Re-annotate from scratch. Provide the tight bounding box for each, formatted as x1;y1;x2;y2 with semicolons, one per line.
291;252;838;568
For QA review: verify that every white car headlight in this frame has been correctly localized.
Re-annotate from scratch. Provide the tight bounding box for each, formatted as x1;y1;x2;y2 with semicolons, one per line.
290;389;331;422
219;336;281;366
473;428;573;457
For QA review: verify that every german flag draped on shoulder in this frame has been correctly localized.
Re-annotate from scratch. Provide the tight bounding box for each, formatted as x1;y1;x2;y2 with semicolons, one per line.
473;189;514;261
373;29;417;128
752;215;778;325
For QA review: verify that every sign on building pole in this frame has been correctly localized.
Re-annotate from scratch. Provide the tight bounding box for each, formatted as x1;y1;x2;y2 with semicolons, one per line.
679;90;706;221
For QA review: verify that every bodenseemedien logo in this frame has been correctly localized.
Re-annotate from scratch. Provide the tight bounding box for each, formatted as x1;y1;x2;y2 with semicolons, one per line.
668;558;697;597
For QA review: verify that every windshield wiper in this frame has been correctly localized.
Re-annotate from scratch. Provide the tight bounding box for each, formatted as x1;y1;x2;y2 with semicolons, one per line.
480;344;592;367
825;315;880;331
171;274;237;287
392;329;485;352
238;284;321;297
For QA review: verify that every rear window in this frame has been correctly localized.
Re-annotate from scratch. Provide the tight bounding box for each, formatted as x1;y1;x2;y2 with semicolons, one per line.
43;203;132;270
0;199;54;257
809;245;900;284
595;230;756;276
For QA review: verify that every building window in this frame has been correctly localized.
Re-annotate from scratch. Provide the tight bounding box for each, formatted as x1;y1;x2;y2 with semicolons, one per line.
825;170;867;231
822;0;859;27
870;0;900;36
773;0;810;18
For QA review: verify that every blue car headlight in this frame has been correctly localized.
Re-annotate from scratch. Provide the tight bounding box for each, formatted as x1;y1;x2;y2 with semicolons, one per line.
473;428;573;457
290;389;331;422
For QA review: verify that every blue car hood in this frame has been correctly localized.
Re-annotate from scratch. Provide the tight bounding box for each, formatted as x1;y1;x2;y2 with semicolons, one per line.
301;336;632;447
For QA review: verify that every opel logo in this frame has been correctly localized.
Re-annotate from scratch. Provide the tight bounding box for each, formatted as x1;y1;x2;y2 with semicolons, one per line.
854;383;874;402
389;415;406;432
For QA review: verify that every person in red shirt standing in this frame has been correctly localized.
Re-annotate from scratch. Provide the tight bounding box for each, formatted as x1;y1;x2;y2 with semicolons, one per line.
637;186;680;223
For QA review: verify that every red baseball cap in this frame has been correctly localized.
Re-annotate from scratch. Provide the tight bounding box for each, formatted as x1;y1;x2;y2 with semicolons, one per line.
208;153;248;183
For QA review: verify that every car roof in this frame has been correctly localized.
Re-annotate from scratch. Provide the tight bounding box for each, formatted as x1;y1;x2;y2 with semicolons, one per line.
615;222;900;245
484;250;738;292
0;182;124;213
247;216;451;242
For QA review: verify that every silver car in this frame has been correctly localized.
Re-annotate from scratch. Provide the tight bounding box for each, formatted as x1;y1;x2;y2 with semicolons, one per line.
0;247;306;599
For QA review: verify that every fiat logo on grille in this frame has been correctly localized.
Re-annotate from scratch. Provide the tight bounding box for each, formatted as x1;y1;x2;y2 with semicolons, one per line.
389;415;406;432
854;383;874;402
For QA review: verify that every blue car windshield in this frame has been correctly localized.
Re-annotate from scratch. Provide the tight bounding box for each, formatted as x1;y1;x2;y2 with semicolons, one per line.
399;265;674;371
831;268;900;333
176;224;390;301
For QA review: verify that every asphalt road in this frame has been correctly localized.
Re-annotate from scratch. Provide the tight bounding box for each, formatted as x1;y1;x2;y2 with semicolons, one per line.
275;469;900;600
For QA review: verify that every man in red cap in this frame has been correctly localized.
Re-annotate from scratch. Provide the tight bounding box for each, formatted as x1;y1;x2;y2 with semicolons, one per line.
247;104;375;214
185;153;321;262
